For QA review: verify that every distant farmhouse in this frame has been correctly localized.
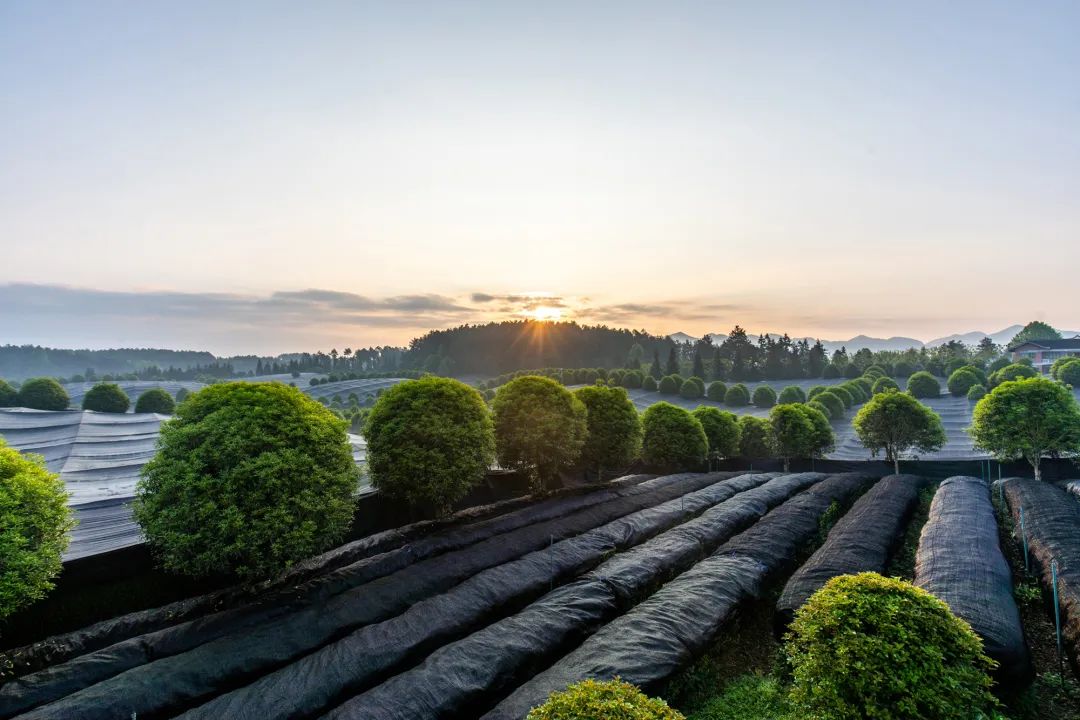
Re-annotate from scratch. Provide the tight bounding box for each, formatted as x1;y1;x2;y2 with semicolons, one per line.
1010;336;1080;374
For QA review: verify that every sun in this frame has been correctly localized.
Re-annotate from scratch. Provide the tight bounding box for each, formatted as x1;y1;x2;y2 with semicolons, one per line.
528;306;563;322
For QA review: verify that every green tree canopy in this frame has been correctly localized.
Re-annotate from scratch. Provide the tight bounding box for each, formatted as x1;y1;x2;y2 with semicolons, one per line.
1010;320;1061;347
814;391;844;419
642;375;658;392
526;678;684;720
871;377;900;395
658;375;678;395
988;362;1038;388
1058;359;1080;387
493;376;586;492
724;383;750;407
16;378;70;411
134;382;358;580
970;376;1080;481
0;379;17;407
738;415;773;459
691;406;741;459
769;403;835;471
573;384;642;476
0;439;75;620
364;377;495;514
853;389;946;473
679;376;705;400
777;385;806;404
640;402;708;472
82;382;130;413
906;371;941;399
706;381;727;402
946;367;980;397
752;385;777;408
967;384;987;402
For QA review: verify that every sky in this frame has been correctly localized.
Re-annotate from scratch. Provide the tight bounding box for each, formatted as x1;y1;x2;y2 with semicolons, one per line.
2;1;1078;355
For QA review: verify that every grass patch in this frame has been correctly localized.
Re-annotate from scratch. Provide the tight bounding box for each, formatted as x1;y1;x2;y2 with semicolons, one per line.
885;483;937;580
687;674;791;720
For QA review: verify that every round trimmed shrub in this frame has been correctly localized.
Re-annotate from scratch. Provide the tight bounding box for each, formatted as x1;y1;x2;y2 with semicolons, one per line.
828;385;853;408
134;382;359;581
738;415;773;458
788;572;999;720
707;381;727;402
853;377;873;396
494;376;586;493
947;367;981;397
988;356;1012;374
945;357;970;376
989;362;1038;388
724;383;750;407
843;364;862;379
621;370;643;389
17;378;70;411
814;391;844;419
907;371;941;399
841;381;867;403
679;377;705;400
0;439;74;620
658;375;679;395
0;379;17;407
82;382;130;413
1059;359;1080;387
777;385;806;404
807;385;827;401
967;384;987;402
574;385;642;474
641;402;708;472
893;360;914;378
871;377;900;395
807;399;834;421
752;385;777;408
526;677;684;720
822;363;841;379
864;364;888;378
692;406;741;459
642;375;658;392
134;388;176;414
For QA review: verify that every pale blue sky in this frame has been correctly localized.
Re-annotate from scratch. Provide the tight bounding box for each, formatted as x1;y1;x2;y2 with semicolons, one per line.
2;2;1078;354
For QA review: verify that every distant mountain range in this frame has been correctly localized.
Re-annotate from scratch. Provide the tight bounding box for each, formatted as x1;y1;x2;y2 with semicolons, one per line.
668;325;1080;353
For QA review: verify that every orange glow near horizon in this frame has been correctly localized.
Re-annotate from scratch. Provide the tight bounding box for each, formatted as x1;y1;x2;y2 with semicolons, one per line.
527;306;563;322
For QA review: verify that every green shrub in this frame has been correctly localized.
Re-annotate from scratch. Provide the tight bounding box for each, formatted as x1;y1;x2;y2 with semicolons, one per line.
134;383;358;581
806;385;827;401
822;363;841;379
82;382;130;413
17;378;70;411
526;677;684;720
807;399;833;421
893;361;915;378
777;386;805;404
621;370;644;389
828;385;853;408
751;385;777;408
906;371;940;398
707;381;727;402
0;379;17;407
643;375;659;392
871;377;899;395
843;364;861;379
690;674;791;720
814;391;844;419
853;377;873;396
989;362;1038;388
988;356;1012;374
853;390;946;474
787;573;999;720
841;382;867;403
659;375;679;395
945;357;969;376
738;415;773;458
692;406;741;459
947;367;981;396
967;384;987;402
863;364;888;378
641;402;708;472
175;387;191;404
574;385;642;475
134;388;176;414
724;383;750;407
0;439;75;620
680;377;706;400
1059;359;1080;387
770;403;835;471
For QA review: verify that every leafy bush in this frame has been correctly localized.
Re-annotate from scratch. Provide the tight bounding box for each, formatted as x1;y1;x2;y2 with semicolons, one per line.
752;385;777;408
82;382;130;413
863;364;887;379
827;385;853;408
134;383;358;581
843;364;861;379
989;362;1038;388
893;361;915;378
841;381;867;403
738;415;773;458
987;356;1012;374
17;378;70;411
724;383;750;407
787;573;999;720
1059;359;1080;387
852;377;873;396
707;381;727;402
526;677;684;720
574;385;642;475
680;377;706;400
643;375;659;392
807;399;833;421
309;378;320;386
906;371;940;398
692;406;741;459
806;385;827;401
967;384;987;402
770;403;834;471
945;357;970;376
175;387;190;404
871;377;899;395
0;439;74;620
777;386;806;405
134;388;176;414
690;675;790;720
621;370;644;389
814;391;844;419
946;367;981;396
0;379;17;407
641;402;708;472
658;375;679;395
853;390;946;473
822;363;841;379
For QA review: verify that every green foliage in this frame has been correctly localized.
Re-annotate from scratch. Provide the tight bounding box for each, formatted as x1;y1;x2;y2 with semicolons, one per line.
822;363;841;380
659;375;679;395
134;382;358;581
574;385;643;474
493;376;587;492
175;387;190;404
134;388;176;414
971;376;1080;480
692;406;741;459
945;357;970;377
853;377;873;396
769;403;835;470
641;402;708;472
1059;359;1080;387
724;383;750;407
643;375;659;392
680;377;706;400
871;376;899;395
738;415;773;458
843;364;861;379
0;439;74;620
526;678;685;720
777;386;806;404
0;379;17;407
853;390;946;472
828;385;853;408
82;382;130;413
906;371;940;398
364;377;495;514
967;384;987;402
841;381;867;403
16;378;70;411
863;364;887;379
752;385;777;408
706;381;727;402
787;573;1000;720
814;391;844;419
807;399;832;421
806;385;827;401
893;361;915;378
1010;320;1061;346
621;370;644;389
988;356;1012;374
689;675;791;720
989;362;1038;388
